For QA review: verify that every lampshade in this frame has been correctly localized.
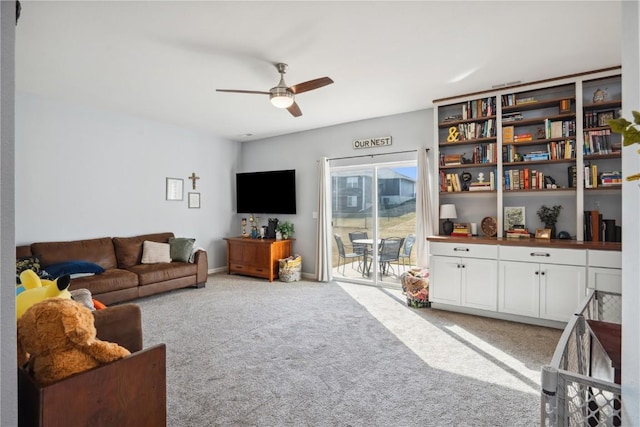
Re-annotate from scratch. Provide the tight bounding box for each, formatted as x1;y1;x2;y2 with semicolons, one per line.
270;90;294;108
440;204;457;220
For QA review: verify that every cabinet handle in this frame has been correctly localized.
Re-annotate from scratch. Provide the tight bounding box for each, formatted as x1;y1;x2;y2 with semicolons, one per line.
454;247;469;252
530;252;551;257
535;271;539;275
540;271;546;276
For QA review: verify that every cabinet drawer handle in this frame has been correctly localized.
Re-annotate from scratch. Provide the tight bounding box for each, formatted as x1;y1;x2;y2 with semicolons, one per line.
454;247;470;252
530;252;551;257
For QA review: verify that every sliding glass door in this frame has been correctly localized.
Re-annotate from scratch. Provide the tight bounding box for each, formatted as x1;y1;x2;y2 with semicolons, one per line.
331;161;417;288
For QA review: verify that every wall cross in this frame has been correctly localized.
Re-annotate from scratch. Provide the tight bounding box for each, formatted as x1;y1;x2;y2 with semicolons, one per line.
189;172;200;190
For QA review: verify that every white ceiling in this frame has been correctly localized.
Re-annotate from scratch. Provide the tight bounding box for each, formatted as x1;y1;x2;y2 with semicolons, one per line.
15;1;622;142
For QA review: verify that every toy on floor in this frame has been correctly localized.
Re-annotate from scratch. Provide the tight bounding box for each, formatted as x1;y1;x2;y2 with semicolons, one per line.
16;298;130;385
16;270;72;320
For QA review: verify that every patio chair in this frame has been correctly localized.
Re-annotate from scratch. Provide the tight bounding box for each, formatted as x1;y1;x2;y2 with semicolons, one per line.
334;234;360;275
348;231;369;271
399;233;416;271
364;237;404;277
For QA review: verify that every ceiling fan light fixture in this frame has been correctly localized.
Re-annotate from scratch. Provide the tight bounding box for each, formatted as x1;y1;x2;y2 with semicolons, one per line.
270;88;294;108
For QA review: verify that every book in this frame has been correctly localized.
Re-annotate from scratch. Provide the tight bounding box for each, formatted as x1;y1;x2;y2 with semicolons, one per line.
591;210;601;242
568;165;577;188
502;126;514;143
584;211;592;241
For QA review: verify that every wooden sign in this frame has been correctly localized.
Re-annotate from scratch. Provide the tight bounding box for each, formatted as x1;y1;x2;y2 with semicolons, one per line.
352;136;392;149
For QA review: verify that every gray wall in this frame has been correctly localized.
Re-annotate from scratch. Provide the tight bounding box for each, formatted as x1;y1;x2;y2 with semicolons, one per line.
239;109;432;276
15;93;240;269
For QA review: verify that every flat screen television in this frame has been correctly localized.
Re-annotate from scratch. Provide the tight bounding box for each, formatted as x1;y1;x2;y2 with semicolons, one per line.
236;169;296;214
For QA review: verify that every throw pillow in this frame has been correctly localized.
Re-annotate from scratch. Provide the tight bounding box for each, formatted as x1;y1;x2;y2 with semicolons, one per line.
141;241;171;264
169;237;196;263
45;260;105;278
16;255;52;284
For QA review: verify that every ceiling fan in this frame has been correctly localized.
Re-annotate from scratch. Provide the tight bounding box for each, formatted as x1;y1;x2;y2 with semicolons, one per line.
216;63;334;117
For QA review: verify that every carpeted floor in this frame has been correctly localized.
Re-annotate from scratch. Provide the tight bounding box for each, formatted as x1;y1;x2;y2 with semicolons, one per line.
134;273;561;427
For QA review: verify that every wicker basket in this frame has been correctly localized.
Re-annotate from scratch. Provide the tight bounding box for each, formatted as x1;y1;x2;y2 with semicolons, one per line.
401;270;430;308
279;255;302;282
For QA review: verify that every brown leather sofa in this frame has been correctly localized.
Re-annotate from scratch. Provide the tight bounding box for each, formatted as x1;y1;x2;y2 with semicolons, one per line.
16;232;208;305
18;303;167;426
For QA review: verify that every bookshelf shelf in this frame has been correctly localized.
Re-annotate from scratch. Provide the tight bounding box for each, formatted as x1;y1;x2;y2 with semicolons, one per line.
434;67;622;241
440;163;497;170
438;137;496;147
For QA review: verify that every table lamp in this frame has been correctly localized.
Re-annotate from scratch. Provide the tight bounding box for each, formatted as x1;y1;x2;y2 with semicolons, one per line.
440;204;457;236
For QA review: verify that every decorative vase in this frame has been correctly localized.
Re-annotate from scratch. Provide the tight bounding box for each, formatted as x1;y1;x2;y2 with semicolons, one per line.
546;223;557;239
276;231;282;241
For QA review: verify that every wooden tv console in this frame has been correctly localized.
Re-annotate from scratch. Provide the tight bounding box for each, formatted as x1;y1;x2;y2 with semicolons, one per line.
224;237;293;282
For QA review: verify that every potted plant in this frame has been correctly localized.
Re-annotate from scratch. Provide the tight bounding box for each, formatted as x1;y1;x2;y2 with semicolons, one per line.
609;110;640;181
537;205;562;238
276;221;294;240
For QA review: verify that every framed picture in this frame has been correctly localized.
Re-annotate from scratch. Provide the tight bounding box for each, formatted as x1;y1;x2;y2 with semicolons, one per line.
166;178;184;201
504;206;526;231
597;110;615;127
535;228;552;239
188;192;200;209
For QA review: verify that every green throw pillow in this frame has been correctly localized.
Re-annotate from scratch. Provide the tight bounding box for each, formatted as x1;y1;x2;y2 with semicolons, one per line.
169;237;195;262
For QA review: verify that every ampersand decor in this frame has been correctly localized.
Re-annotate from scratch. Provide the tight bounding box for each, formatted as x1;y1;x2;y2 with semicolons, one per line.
447;126;460;142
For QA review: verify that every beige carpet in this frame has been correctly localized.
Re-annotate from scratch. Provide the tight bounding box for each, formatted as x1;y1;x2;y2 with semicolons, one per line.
134;273;561;426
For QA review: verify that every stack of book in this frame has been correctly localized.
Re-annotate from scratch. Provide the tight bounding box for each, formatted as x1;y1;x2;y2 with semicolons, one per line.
600;171;622;186
514;133;533;142
451;223;472;237
505;228;530;239
469;182;492;192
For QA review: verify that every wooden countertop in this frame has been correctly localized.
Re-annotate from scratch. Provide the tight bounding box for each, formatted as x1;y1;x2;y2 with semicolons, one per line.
427;235;622;251
587;320;622;384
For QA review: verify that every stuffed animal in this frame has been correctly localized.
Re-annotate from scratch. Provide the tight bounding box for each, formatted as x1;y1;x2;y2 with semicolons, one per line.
16;298;130;385
16;270;72;320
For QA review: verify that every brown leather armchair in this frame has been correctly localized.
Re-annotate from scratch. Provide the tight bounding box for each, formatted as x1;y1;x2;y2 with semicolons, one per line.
18;304;166;427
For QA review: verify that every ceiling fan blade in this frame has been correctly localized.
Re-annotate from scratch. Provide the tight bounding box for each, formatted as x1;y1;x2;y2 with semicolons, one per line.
289;77;334;94
216;89;270;95
287;102;302;117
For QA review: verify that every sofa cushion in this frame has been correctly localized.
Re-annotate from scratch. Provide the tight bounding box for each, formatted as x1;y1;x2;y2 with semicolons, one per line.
127;262;197;286
169;237;195;263
113;233;175;268
69;268;139;295
45;260;105;278
141;241;171;264
31;237;118;270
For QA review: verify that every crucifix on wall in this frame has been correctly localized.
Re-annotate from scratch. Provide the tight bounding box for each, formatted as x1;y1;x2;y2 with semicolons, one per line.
189;172;200;190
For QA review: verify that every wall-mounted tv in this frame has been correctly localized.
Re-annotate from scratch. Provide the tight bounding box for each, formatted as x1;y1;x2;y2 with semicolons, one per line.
236;169;296;214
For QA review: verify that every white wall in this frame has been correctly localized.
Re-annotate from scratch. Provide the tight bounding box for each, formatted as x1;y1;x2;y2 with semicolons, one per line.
240;109;432;276
621;1;640;424
15;93;240;269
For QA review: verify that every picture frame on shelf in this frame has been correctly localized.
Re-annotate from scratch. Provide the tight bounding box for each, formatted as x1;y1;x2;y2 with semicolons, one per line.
188;192;200;209
535;228;552;239
166;178;184;201
559;99;571;113
597;110;615;127
504;206;526;231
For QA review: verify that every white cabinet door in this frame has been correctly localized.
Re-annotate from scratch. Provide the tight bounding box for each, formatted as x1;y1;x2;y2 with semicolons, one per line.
588;267;622;293
498;260;540;318
540;264;586;322
461;257;498;311
430;255;462;305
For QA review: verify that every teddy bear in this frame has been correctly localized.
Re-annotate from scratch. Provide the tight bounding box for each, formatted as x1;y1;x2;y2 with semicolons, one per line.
16;270;72;320
17;298;131;385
